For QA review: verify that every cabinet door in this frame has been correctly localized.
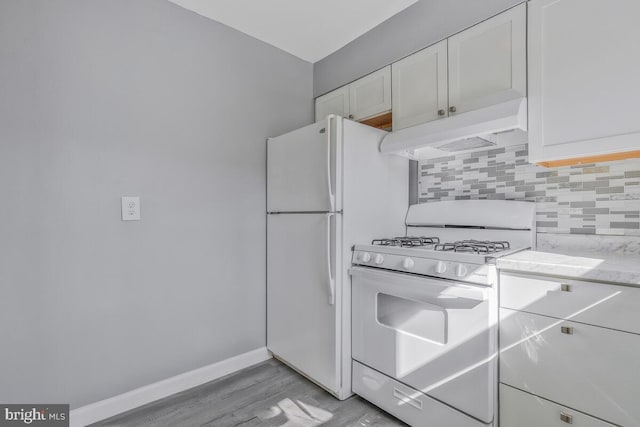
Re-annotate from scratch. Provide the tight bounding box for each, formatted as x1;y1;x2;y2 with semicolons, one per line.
392;40;448;130
315;86;349;122
528;0;640;164
500;384;615;427
447;3;526;115
500;309;640;426
349;66;391;121
500;272;640;335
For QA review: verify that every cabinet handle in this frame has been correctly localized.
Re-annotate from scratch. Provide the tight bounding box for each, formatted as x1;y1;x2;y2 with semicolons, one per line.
438;109;446;116
348;114;354;120
561;326;574;335
561;284;572;292
560;412;573;424
449;106;457;113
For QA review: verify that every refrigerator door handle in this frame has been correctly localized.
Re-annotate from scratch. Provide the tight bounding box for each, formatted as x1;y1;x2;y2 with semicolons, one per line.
326;117;335;212
326;212;336;305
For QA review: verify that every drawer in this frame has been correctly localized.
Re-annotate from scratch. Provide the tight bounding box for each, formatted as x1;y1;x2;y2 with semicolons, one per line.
352;361;486;427
500;308;640;426
500;272;640;334
500;384;615;427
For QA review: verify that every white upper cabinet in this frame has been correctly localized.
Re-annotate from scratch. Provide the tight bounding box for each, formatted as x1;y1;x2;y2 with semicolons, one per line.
315;86;349;122
317;5;527;129
390;4;526;131
528;0;640;164
349;66;391;121
448;3;526;115
315;66;391;123
392;40;448;130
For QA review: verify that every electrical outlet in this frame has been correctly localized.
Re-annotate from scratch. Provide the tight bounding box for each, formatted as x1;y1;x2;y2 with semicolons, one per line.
121;196;141;221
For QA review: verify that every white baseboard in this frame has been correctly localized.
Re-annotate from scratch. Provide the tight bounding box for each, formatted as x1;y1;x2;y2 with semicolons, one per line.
70;347;271;427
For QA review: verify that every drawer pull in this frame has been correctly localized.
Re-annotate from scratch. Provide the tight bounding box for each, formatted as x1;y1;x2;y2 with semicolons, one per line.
393;388;423;410
561;326;574;335
560;411;573;424
561;284;572;292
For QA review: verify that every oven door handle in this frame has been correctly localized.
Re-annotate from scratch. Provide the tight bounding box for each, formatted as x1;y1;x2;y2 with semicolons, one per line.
350;266;489;303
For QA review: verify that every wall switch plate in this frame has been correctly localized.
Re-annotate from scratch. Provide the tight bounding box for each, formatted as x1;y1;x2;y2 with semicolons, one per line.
121;196;141;221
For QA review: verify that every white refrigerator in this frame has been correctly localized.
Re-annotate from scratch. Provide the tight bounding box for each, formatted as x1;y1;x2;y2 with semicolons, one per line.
267;115;408;399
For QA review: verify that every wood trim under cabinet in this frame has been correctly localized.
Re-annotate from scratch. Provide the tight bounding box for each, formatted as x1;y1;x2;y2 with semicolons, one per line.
358;111;392;130
536;150;640;168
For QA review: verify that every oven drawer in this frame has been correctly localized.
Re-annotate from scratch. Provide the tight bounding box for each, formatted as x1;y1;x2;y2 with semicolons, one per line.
500;308;640;426
500;384;615;427
351;266;496;423
500;272;640;334
352;361;486;427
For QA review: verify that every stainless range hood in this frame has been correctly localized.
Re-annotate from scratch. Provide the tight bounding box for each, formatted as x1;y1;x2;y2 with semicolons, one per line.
380;97;528;160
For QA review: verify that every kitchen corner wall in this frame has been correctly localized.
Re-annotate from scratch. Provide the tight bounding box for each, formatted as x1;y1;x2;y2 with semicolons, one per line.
418;145;640;236
0;0;312;408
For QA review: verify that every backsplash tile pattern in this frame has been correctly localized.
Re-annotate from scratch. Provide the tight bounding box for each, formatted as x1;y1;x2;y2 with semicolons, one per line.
418;145;640;235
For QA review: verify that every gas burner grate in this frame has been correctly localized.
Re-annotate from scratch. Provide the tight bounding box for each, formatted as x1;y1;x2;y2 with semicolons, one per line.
372;236;440;247
434;240;510;254
371;238;401;246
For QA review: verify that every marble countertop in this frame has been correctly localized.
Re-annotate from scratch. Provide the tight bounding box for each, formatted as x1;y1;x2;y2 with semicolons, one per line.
496;249;640;286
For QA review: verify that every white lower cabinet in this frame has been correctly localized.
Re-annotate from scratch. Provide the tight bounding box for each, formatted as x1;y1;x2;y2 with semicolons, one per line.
500;272;640;335
500;384;615;427
498;272;640;426
500;308;640;426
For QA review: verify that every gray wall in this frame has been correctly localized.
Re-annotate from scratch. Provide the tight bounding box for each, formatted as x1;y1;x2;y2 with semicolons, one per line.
314;0;522;97
0;0;312;408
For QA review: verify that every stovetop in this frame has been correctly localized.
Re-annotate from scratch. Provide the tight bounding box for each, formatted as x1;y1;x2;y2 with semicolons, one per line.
352;237;528;285
352;236;529;284
371;236;440;248
369;236;516;256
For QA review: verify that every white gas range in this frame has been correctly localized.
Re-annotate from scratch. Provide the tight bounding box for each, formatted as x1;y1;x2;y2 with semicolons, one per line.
350;200;536;427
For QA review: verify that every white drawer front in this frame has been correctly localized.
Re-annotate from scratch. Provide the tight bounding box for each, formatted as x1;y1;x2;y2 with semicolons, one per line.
500;384;615;427
352;361;486;427
500;272;640;334
500;308;640;426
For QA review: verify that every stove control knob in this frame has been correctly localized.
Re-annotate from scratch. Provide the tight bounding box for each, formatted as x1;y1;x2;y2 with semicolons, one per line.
374;254;385;265
402;257;415;270
456;264;468;277
435;261;447;274
359;252;372;262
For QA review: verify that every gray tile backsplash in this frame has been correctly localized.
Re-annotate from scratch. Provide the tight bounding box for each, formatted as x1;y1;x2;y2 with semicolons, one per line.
418;145;640;235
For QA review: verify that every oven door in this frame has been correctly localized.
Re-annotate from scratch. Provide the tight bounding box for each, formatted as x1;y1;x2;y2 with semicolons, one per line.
351;266;496;424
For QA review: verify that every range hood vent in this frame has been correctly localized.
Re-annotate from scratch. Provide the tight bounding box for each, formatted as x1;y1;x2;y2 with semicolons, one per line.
380;97;528;160
437;136;496;152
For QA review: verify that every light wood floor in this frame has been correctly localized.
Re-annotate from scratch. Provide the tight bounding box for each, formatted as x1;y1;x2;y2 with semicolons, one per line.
91;358;405;427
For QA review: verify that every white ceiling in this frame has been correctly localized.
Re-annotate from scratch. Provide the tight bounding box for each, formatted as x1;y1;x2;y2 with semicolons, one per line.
167;0;418;63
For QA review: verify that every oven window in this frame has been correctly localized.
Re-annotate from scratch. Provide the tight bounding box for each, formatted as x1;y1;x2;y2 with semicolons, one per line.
376;293;448;345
